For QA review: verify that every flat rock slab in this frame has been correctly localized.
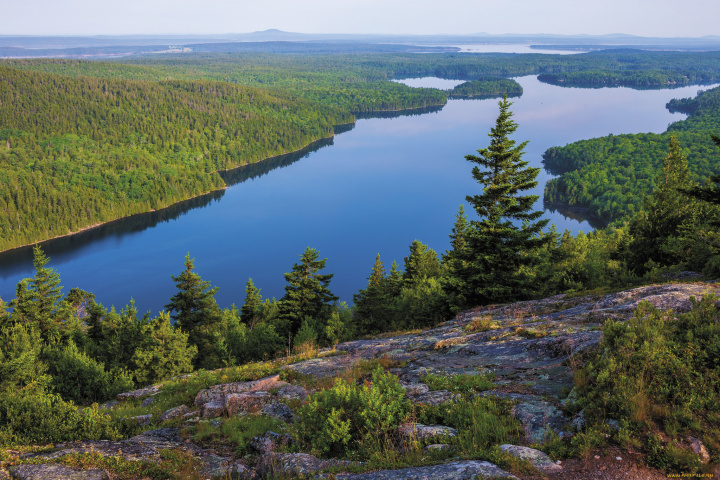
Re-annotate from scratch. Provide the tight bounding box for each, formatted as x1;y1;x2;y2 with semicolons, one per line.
500;444;563;473
9;464;108;480
117;384;162;401
333;460;518;479
256;453;361;478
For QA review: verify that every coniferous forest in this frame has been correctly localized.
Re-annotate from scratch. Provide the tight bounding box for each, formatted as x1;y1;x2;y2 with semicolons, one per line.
1;48;720;476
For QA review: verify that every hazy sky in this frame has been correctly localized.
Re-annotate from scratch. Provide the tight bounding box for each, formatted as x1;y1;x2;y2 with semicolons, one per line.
5;0;719;37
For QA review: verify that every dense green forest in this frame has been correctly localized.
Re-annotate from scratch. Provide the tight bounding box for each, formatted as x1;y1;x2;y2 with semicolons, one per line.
449;78;523;99
0;65;354;250
544;84;720;222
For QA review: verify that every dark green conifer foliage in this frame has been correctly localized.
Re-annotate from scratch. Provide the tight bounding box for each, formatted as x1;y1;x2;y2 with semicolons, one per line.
131;312;197;384
451;96;549;309
441;206;470;312
10;246;69;342
353;254;393;334
165;254;222;369
681;135;720;205
402;240;442;286
240;278;263;327
628;134;701;273
279;247;338;337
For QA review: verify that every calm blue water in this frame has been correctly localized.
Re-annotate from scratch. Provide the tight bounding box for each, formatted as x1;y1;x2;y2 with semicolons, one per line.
0;76;714;316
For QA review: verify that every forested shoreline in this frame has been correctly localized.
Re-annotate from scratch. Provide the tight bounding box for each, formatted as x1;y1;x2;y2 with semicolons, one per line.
543;84;720;223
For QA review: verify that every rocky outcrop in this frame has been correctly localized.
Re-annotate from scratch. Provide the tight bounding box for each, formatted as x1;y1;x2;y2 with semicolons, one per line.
116;384;162;401
194;374;287;418
500;444;563;473
8;464;109;480
159;404;190;422
397;423;458;442
331;460;519;479
250;431;293;454
255;452;362;478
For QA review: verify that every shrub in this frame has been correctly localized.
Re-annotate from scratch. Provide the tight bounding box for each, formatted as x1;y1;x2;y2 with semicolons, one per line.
423;372;495;396
296;366;411;457
0;390;120;444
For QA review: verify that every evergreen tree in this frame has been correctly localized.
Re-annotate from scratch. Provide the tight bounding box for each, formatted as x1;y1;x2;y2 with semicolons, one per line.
442;206;470;311
278;247;338;338
240;278;263;327
131;312;197;384
627;134;701;273
10;246;70;342
681;135;720;205
165;254;223;369
449;96;549;309
353;254;393;334
402;240;441;287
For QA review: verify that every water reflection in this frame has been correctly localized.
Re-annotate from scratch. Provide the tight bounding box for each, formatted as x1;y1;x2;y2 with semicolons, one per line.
0;136;339;280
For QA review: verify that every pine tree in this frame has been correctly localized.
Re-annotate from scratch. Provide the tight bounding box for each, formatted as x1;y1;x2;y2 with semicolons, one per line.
240;278;263;327
628;134;701;273
442;206;470;311
353;254;393;334
681;135;720;205
165;254;222;369
278;247;338;338
10;246;70;342
402;240;441;287
450;96;549;309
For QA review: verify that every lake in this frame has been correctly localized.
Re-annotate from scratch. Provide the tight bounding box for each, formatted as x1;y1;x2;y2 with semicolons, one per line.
0;76;714;316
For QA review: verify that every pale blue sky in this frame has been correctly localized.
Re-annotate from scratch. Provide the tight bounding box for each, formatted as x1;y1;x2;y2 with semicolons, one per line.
4;0;719;37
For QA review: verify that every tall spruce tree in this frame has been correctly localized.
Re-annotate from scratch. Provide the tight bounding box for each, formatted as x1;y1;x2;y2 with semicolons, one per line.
279;247;338;338
353;254;393;334
10;246;70;342
442;206;470;311
627;134;701;273
240;278;263;327
165;254;223;369
449;96;549;309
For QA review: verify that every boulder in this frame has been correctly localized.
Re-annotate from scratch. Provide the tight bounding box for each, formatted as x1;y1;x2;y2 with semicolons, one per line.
225;391;272;416
275;384;309;400
262;402;297;423
398;423;458;442
499;444;563;474
688;436;711;464
331;460;518;479
117;384;162;401
9;464;108;480
512;401;567;443
140;397;154;407
256;452;361;478
201;400;225;419
250;431;293;453
127;414;152;426
159;404;190;422
408;390;459;406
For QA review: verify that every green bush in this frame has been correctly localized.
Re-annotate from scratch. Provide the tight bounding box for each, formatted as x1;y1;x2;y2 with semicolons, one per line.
577;295;720;471
0;390;120;444
296;366;411;457
44;341;133;405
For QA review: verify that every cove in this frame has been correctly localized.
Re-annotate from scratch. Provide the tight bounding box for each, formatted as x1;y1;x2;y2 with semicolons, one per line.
0;76;714;316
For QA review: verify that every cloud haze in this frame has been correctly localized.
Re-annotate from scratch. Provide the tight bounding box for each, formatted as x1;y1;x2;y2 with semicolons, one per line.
4;0;719;37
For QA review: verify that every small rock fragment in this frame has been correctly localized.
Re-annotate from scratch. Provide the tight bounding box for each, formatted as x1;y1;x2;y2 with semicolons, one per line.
688;436;710;464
